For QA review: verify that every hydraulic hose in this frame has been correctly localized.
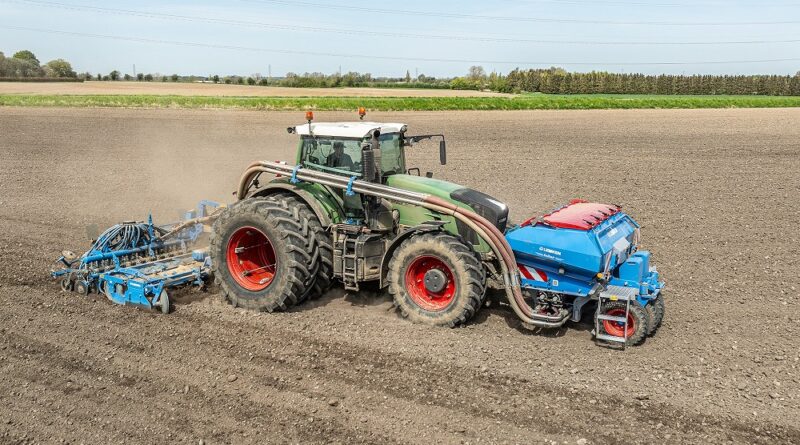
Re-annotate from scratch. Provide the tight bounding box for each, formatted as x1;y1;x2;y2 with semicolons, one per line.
237;161;548;326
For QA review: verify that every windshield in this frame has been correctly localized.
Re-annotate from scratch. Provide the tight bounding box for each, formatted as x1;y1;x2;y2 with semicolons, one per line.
300;132;405;178
301;137;363;176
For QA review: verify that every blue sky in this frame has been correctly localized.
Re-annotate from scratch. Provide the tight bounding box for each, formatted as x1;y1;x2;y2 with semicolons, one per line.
1;0;798;77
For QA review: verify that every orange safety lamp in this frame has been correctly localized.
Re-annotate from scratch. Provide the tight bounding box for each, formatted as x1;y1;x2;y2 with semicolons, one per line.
358;107;366;120
305;110;314;122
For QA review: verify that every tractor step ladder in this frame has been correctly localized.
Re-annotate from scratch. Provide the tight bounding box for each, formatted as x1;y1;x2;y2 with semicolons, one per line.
341;236;359;291
594;285;637;349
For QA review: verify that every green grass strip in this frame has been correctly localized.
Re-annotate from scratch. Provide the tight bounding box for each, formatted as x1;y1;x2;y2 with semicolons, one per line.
0;94;798;110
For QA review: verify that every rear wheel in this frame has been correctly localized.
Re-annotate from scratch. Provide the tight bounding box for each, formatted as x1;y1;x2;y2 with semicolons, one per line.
644;303;657;336
599;301;649;346
387;232;485;327
262;192;333;302
651;294;665;331
156;290;170;314
74;280;89;296
60;276;73;292
210;198;310;312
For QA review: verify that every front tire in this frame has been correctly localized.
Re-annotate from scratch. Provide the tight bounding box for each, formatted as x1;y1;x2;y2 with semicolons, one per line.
387;232;485;327
210;198;310;312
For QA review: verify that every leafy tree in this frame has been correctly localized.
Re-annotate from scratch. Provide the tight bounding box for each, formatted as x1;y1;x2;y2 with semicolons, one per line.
144;73;154;81
109;70;120;81
247;77;256;85
124;73;131;81
211;74;220;83
44;59;76;78
96;73;102;81
171;73;179;82
450;77;481;90
405;70;411;83
468;65;486;80
136;72;144;81
12;50;40;65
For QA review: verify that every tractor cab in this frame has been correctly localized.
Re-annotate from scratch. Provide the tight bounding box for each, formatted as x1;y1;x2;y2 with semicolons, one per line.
291;121;412;180
286;115;507;243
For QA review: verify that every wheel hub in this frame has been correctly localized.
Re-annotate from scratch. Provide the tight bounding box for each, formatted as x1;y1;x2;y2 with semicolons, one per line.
404;255;456;312
226;226;277;292
423;269;447;293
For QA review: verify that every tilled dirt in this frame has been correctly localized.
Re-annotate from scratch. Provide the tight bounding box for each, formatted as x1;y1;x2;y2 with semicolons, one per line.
0;107;798;444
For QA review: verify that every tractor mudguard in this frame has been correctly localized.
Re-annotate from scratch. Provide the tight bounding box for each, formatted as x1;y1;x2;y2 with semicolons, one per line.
379;221;447;288
249;179;345;227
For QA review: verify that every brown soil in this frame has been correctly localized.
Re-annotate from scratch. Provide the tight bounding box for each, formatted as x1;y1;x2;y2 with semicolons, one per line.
0;81;512;97
0;107;798;444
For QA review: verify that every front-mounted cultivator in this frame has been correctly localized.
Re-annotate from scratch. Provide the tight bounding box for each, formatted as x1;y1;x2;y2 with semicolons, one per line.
53;111;665;347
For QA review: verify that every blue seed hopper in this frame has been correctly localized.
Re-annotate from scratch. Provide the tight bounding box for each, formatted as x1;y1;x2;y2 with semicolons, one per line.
505;200;664;345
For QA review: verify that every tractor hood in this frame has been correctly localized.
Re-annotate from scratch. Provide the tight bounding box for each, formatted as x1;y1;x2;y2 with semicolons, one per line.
386;174;509;232
385;174;462;199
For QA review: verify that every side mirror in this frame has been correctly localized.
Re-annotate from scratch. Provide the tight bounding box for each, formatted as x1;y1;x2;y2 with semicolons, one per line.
439;140;447;165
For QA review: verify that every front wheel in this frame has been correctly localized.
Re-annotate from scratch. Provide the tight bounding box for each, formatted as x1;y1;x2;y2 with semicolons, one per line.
387;232;485;327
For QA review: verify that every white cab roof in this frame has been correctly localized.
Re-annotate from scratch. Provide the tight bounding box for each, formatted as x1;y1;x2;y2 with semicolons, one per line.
294;122;407;138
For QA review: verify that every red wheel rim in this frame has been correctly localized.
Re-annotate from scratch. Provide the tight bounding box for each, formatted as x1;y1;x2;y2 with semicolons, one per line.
226;226;276;291
405;255;456;312
603;308;635;338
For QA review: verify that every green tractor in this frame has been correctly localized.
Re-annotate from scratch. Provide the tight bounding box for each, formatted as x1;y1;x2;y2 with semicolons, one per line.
210;112;665;345
210;113;507;327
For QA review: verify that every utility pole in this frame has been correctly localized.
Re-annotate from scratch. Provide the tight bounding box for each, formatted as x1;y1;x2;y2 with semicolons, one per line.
268;64;271;85
133;64;136;77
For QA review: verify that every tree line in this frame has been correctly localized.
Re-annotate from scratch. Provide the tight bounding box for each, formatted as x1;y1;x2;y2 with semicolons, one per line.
2;48;798;96
500;67;800;96
0;50;77;79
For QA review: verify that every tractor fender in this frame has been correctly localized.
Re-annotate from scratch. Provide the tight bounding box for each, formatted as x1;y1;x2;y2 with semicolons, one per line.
379;221;447;288
249;181;344;227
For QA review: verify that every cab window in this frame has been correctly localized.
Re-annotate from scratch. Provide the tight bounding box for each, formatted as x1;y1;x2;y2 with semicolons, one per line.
379;133;404;176
301;137;363;176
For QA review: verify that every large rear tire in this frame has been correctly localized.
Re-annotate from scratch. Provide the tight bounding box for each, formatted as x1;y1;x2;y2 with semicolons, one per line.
210;198;310;312
387;232;485;327
262;192;333;302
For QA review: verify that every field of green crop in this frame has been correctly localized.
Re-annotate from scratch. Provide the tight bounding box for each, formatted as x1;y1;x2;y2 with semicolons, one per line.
1;93;798;110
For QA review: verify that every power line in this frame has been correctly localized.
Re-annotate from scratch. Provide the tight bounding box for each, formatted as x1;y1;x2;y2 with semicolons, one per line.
2;25;798;67
9;0;800;46
240;0;800;25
